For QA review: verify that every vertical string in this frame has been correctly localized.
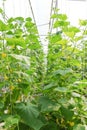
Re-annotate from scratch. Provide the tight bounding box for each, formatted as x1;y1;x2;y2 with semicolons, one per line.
49;0;58;34
27;0;41;41
49;0;53;33
2;0;6;22
28;0;36;23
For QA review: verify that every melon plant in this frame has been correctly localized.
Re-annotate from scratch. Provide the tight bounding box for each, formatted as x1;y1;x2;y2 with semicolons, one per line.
0;8;87;130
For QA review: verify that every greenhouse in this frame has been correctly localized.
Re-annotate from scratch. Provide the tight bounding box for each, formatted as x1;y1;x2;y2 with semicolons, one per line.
0;0;87;130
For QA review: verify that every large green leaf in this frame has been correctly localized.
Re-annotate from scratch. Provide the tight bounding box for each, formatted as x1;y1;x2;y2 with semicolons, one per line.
61;106;74;120
39;96;60;112
15;102;44;130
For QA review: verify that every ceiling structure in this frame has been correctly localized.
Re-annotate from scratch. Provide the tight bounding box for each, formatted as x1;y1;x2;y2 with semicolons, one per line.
1;0;87;34
0;0;87;51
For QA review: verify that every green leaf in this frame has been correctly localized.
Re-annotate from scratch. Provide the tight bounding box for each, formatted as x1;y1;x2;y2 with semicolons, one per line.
6;30;13;35
14;71;30;81
57;39;68;45
6;37;26;47
15;29;23;37
53;68;73;76
51;14;59;19
25;21;34;28
53;21;69;28
0;20;8;31
54;87;68;92
64;31;75;38
43;83;55;90
29;43;41;50
10;54;30;66
58;14;68;20
41;122;58;130
15;17;24;22
79;19;87;26
68;26;80;33
26;17;32;22
61;106;74;120
7;17;14;23
39;96;60;112
64;26;80;37
50;34;62;43
74;36;83;42
51;14;68;20
15;102;44;130
0;102;4;109
5;115;19;129
73;124;85;130
0;8;3;13
83;30;87;35
58;98;68;104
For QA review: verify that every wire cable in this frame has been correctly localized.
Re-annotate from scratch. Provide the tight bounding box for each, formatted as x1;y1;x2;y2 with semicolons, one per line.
37;23;49;27
28;0;36;24
27;0;42;42
49;0;53;34
49;0;58;34
55;0;58;33
2;0;8;22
